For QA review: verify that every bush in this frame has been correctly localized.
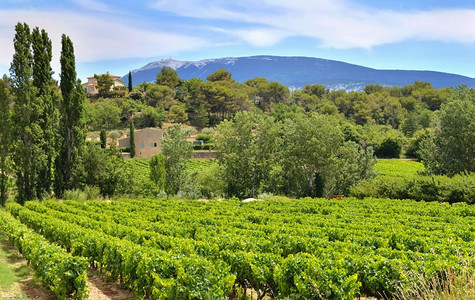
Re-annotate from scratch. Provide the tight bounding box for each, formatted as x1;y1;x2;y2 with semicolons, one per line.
201;127;215;135
195;134;213;143
350;173;475;203
202;144;214;150
375;136;403;158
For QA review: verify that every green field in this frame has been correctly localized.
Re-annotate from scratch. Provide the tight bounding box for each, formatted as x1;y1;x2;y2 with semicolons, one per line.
2;197;474;299
374;159;424;178
129;157;423;179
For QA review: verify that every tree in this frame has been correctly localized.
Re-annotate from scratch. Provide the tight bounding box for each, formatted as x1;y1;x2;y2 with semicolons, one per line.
128;71;132;92
54;34;86;197
194;104;209;129
156;66;183;89
129;120;136;158
71;145;124;197
100;129;107;149
420;86;475;175
150;153;166;192
215;111;282;198
10;22;46;204
144;84;176;109
32;27;57;198
134;106;166;128
94;73;114;97
207;68;233;82
169;104;188;123
0;76;11;206
161;124;193;195
281;113;344;197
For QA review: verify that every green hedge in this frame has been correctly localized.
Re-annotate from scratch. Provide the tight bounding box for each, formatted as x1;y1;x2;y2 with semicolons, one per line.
0;208;88;299
350;173;475;203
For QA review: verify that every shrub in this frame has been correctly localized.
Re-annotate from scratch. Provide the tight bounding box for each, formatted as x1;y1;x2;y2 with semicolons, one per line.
350;173;475;203
195;134;213;143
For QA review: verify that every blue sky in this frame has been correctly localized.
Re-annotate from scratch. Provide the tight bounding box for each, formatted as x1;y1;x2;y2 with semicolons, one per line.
1;0;475;82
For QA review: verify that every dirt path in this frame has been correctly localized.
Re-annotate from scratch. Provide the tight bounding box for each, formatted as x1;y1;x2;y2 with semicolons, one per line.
0;235;132;300
86;269;133;300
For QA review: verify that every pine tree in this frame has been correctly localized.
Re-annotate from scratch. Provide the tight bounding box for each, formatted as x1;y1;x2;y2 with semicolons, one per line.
129;120;136;158
195;104;209;129
10;22;45;204
128;71;132;92
32;27;57;198
0;76;11;206
54;34;86;197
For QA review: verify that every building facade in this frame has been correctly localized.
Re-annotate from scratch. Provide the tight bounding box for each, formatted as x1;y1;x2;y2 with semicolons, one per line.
118;128;163;158
82;73;125;96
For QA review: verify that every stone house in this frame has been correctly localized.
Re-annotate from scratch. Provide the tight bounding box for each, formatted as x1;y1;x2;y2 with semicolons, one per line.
82;73;125;96
118;128;163;158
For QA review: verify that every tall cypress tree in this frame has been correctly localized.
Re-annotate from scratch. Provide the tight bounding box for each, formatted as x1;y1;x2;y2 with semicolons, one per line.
54;34;86;197
100;129;107;149
0;76;11;206
10;22;45;204
32;27;57;198
129;119;136;158
128;71;132;92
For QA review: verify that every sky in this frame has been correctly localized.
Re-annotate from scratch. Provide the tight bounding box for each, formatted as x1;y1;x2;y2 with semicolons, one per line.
1;0;475;82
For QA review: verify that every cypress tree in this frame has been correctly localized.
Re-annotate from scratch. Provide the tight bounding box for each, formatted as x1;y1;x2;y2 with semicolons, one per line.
32;27;57;198
0;76;11;206
128;71;132;92
100;129;107;149
54;34;86;197
10;22;45;204
129;120;136;158
150;153;166;192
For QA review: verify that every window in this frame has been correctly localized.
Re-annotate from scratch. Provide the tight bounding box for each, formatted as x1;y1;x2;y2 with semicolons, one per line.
140;142;145;148
147;134;151;138
151;142;157;147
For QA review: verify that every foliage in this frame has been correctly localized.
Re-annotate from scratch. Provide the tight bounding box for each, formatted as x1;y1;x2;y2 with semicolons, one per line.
419;86;475;175
150;153;166;192
161;124;193;195
10;22;46;203
94;73;114;98
54;34;86;198
374;159;424;178
31;27;57;198
194;162;225;198
168;104;188;123
350;172;475;203
99;129;106;148
129;120;135;158
0;77;11;206
134;105;166;129
216;110;282;198
156;66;183;89
0;208;88;299
5;197;475;299
128;71;132;92
71;144;125;197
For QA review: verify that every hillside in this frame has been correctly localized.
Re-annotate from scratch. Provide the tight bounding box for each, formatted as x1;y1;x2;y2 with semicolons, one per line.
123;55;475;91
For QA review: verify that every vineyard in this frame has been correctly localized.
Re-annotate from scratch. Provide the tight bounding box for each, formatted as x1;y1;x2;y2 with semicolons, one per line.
1;197;475;299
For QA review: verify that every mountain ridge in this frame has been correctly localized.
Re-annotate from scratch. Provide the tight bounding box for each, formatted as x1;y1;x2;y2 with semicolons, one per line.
123;55;475;91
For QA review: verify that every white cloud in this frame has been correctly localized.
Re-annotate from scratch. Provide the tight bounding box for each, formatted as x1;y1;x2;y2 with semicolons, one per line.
0;9;207;73
150;0;475;49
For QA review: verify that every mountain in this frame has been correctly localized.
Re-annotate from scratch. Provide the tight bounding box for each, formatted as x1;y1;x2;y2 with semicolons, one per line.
122;55;475;91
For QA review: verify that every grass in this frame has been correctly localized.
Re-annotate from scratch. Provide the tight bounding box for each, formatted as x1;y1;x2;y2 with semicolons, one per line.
0;234;30;291
395;267;475;300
